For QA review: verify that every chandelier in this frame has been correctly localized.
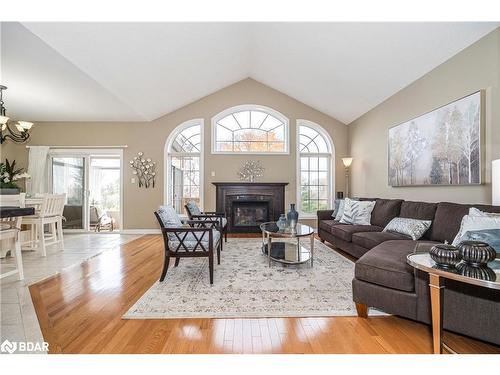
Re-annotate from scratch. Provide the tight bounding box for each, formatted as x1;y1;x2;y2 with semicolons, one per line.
0;85;34;144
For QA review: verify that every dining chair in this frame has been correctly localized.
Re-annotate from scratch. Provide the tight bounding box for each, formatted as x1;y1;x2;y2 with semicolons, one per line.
22;193;66;256
0;194;25;280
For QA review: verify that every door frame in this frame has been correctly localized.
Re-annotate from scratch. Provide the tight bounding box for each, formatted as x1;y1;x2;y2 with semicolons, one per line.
47;148;124;233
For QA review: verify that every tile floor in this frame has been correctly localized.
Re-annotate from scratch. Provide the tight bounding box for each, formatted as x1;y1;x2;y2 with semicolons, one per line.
0;233;142;353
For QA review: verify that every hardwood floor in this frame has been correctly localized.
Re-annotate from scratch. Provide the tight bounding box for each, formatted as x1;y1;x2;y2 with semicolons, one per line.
28;234;498;354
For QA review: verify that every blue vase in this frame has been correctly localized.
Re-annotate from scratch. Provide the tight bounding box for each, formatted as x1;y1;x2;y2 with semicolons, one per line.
287;203;299;228
276;214;287;230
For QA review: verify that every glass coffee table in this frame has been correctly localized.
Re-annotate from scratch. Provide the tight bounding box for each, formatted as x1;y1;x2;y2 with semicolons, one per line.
260;222;315;267
407;253;500;354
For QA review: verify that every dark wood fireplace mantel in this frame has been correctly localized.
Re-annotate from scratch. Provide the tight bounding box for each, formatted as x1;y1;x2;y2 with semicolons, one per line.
213;182;288;233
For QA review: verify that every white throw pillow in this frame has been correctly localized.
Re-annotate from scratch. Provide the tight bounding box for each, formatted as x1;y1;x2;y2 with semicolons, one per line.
383;217;432;241
452;213;500;246
334;200;345;221
468;207;500;217
340;198;376;225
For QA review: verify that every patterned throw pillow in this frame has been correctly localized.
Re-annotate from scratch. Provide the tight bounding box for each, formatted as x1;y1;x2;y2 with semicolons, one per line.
334;199;345;221
452;210;500;246
458;229;500;253
157;205;182;227
186;200;202;216
340;198;376;225
383;217;432;240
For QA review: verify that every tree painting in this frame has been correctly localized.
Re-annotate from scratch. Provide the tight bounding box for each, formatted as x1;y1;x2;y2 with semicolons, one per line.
388;91;481;186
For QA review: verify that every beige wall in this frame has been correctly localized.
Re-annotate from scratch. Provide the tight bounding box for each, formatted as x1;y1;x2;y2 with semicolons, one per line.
348;27;500;204
1;78;348;229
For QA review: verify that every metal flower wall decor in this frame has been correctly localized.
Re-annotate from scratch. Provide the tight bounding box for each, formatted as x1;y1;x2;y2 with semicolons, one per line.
237;160;265;182
130;152;156;188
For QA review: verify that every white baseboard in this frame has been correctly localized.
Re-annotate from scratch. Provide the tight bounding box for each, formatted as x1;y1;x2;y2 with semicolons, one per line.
121;229;161;234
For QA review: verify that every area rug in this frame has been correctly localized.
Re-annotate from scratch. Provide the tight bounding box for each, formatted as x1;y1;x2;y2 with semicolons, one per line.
123;238;366;319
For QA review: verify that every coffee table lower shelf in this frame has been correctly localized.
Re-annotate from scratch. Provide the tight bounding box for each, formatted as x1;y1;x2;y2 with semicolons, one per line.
262;242;312;265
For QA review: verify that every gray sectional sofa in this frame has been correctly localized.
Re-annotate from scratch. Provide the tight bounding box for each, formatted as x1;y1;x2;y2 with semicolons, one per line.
317;199;500;346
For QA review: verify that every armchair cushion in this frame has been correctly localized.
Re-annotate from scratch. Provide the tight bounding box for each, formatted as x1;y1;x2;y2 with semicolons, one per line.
169;230;221;250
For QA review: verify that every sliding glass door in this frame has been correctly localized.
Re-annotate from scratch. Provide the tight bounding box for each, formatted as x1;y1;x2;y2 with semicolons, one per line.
52;156;86;229
89;157;121;231
49;149;122;232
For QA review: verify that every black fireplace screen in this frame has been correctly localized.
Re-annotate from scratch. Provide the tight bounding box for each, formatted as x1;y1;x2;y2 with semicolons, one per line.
232;201;270;227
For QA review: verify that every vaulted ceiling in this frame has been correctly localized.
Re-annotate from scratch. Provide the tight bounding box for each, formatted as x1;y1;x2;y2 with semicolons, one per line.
1;22;498;124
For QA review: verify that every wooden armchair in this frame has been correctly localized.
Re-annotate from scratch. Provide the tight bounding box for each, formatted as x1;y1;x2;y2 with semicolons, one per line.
154;206;222;284
184;200;228;246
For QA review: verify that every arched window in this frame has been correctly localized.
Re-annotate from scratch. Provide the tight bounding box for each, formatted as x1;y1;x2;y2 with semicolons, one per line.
164;119;203;214
297;120;334;216
212;105;289;154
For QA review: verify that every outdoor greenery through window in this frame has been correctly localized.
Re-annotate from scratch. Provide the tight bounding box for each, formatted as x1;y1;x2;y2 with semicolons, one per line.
213;107;288;153
167;122;201;214
298;122;332;215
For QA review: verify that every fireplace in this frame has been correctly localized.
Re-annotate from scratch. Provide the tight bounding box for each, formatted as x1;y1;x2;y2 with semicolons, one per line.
232;200;270;229
213;182;288;233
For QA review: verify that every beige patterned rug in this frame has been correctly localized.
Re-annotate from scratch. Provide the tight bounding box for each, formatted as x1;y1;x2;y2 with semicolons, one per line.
123;238;365;319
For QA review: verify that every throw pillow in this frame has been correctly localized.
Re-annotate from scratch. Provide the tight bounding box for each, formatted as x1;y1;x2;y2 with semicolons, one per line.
340;198;376;225
331;199;342;219
468;207;500;217
452;213;500;247
334;199;345;221
383;217;432;240
186;200;202;216
157;205;182;227
457;229;500;253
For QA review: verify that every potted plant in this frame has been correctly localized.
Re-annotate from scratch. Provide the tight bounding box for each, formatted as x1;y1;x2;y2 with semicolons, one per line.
0;159;31;194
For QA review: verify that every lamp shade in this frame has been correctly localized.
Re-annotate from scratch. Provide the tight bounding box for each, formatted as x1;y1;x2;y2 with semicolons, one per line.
342;157;353;168
18;121;33;130
493;159;500;205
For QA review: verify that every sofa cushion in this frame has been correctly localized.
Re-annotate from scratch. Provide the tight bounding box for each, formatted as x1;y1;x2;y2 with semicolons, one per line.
352;231;410;250
355;240;438;292
370;199;404;227
331;224;383;242
430;202;500;243
319;220;344;234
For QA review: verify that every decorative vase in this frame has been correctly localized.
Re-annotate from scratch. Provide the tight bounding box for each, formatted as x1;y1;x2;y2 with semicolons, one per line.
458;241;496;266
429;244;461;269
276;214;287;230
287;203;299;229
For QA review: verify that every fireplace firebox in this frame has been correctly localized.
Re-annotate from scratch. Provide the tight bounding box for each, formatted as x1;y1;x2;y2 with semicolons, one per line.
232;201;270;229
213;182;288;233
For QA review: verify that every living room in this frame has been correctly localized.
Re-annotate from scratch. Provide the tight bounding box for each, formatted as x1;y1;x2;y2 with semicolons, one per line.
1;1;499;372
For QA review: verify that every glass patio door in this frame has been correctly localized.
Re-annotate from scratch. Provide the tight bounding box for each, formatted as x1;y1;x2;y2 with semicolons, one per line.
51;156;86;229
89;157;121;231
49;149;123;232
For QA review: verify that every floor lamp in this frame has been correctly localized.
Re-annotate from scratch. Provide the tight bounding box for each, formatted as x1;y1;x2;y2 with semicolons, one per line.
342;157;353;198
493;159;500;205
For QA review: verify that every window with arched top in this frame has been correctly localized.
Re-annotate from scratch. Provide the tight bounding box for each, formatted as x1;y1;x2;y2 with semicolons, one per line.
212;105;289;154
297;120;334;216
165;119;203;214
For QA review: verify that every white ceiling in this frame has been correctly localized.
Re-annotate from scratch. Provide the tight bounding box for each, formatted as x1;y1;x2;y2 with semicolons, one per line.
1;22;498;124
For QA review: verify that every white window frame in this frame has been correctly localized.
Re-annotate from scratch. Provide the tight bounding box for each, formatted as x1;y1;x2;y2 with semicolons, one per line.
164;118;204;215
211;104;290;155
296;119;335;219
